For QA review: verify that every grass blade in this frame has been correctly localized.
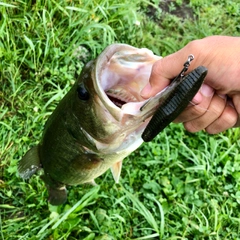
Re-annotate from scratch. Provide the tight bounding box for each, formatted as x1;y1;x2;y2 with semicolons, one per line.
52;186;99;229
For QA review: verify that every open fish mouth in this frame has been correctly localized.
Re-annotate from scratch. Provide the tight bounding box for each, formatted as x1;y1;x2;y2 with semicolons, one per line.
96;44;161;111
106;87;139;108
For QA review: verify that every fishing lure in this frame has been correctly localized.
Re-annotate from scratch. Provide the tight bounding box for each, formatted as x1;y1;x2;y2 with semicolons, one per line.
141;55;208;142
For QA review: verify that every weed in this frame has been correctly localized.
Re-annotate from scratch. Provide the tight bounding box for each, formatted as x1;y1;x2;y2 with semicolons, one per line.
1;0;240;239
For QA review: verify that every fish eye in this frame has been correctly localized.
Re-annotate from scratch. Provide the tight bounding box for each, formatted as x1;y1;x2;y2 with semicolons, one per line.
77;83;89;101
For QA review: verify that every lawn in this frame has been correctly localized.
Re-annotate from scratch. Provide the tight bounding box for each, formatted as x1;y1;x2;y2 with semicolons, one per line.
1;0;240;239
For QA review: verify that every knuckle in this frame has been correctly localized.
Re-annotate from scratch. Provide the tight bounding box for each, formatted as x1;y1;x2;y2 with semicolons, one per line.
186;39;204;53
221;107;238;127
205;125;221;134
205;107;238;134
210;104;224;117
191;105;208;117
174;105;207;123
183;121;201;133
151;60;162;74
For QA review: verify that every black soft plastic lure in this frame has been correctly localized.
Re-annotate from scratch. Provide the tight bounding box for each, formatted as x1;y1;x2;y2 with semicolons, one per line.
141;65;208;142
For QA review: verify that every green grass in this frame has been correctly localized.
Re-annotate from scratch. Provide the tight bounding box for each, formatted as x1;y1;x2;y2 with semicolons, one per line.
1;0;240;239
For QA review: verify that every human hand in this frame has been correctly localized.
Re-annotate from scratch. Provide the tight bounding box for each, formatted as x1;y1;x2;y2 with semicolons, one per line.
141;36;240;133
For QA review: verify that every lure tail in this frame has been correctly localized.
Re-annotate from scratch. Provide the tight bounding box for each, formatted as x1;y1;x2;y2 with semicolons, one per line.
142;66;208;142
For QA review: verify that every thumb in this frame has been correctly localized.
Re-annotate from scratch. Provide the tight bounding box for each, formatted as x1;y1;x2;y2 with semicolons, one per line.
141;51;191;98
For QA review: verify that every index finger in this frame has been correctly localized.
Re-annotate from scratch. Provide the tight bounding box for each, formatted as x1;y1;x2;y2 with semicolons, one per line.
141;51;192;98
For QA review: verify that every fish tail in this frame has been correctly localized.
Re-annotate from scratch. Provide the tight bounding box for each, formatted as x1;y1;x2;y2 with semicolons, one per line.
47;186;67;205
18;145;41;179
41;174;67;205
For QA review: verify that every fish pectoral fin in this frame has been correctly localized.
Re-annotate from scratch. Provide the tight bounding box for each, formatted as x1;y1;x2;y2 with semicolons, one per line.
18;146;41;179
111;161;122;184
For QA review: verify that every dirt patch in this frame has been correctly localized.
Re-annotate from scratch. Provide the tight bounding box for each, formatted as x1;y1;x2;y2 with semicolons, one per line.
147;0;194;21
160;0;194;19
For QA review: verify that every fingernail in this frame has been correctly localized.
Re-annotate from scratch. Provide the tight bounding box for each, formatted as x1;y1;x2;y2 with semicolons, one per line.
141;83;152;98
200;84;214;97
191;92;202;104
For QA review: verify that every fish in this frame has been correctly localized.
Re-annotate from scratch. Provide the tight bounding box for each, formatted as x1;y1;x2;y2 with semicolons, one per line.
18;44;206;205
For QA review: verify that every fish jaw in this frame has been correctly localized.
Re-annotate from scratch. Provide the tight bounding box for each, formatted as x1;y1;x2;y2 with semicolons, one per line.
77;43;188;154
94;44;162;122
73;44;162;153
78;44;163;151
60;44;165;179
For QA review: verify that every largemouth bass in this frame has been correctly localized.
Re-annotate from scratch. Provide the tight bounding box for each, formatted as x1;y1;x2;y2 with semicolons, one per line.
18;44;206;205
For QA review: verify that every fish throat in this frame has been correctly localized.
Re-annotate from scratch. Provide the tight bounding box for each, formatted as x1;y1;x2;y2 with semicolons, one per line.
106;88;139;108
107;94;126;108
